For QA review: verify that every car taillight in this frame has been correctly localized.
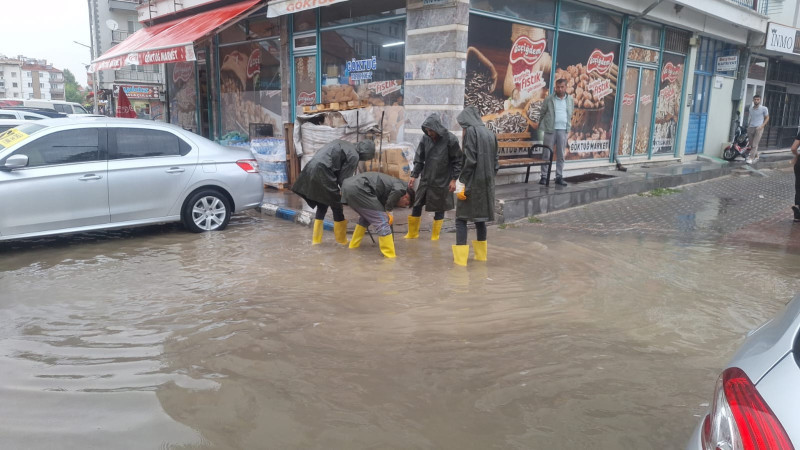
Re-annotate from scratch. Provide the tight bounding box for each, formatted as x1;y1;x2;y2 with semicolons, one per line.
236;159;259;173
701;367;794;450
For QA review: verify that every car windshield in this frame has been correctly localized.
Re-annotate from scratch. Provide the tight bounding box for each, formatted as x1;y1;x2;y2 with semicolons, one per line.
73;105;88;114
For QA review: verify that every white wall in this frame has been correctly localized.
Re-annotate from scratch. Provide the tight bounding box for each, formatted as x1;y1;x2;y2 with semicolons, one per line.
703;76;736;157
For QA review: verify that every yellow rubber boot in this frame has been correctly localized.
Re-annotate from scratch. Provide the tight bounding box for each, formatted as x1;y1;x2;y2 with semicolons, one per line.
452;245;469;266
404;216;420;239
312;219;324;245
472;240;487;261
349;224;366;249
333;220;348;245
431;219;444;241
378;234;397;258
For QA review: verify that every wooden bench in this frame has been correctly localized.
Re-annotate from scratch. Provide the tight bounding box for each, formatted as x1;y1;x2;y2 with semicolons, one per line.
496;132;554;185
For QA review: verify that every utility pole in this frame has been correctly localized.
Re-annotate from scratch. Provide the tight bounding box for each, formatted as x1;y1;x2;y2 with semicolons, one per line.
74;41;99;114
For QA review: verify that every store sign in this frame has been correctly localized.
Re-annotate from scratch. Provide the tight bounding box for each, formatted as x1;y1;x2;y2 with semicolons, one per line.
622;93;635;106
586;50;614;75
369;80;402;97
347;57;377;82
297;91;316;106
661;62;682;83
118;85;160;99
716;55;738;73
267;0;349;17
765;22;800;55
569;140;610;154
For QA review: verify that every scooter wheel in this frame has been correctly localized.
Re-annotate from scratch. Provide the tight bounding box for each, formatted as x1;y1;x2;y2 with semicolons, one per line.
722;146;737;161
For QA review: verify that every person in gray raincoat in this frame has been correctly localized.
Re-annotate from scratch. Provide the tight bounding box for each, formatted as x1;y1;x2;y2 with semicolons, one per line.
453;106;498;266
342;172;413;259
404;113;462;241
291;139;375;245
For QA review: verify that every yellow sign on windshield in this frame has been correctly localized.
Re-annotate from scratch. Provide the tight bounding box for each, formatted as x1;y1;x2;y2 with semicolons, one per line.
0;129;30;149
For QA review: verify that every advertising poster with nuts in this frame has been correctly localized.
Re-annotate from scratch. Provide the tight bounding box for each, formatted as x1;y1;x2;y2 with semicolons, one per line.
167;61;197;133
219;42;282;140
653;54;685;154
555;34;619;160
465;14;553;140
295;55;317;108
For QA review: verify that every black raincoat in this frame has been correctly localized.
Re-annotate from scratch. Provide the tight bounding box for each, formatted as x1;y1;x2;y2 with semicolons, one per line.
456;107;498;221
341;172;408;212
411;113;462;212
291;140;375;208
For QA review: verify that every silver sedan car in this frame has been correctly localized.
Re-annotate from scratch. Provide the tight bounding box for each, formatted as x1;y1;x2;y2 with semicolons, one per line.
0;117;264;241
687;294;800;449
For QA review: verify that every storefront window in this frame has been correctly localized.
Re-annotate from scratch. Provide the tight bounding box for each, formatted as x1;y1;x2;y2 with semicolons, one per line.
294;55;317;108
320;0;405;28
629;22;661;47
555;33;620;160
748;57;767;81
293;9;316;33
465;14;554;135
219;17;280;44
653;53;685;154
320;21;405;105
469;0;556;25
558;1;621;39
166;61;197;133
219;39;282;140
627;46;659;64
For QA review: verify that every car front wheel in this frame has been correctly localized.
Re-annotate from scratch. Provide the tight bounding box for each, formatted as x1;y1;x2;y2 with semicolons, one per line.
183;190;231;233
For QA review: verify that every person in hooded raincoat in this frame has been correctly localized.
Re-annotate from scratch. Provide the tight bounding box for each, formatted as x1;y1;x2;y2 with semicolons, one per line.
342;172;413;259
291;139;375;245
404;113;462;241
453;106;499;266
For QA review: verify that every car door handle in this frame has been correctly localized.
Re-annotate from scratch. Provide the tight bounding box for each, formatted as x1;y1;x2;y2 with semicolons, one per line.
166;167;185;173
79;174;102;181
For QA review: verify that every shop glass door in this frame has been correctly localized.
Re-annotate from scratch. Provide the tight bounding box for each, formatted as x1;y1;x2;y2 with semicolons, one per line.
294;55;317;113
616;66;657;158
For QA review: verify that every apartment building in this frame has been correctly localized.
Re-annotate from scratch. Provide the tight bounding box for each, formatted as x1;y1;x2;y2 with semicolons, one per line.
0;55;65;100
87;0;165;117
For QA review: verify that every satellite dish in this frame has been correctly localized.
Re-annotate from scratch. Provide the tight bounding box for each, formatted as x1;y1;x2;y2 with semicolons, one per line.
106;19;119;31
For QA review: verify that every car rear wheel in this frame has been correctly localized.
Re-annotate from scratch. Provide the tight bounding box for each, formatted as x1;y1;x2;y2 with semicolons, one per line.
183;190;231;233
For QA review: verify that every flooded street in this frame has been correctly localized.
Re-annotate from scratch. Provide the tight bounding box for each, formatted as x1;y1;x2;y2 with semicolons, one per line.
1;196;799;449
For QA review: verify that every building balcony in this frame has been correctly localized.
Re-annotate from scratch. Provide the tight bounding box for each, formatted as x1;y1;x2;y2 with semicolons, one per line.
111;30;131;44
115;69;163;84
727;0;769;14
50;87;64;94
110;0;142;11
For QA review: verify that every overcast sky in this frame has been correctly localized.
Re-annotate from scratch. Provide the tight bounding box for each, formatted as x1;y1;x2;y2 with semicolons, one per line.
2;0;93;87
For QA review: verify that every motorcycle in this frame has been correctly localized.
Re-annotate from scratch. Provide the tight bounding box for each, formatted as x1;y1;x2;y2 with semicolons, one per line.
722;122;752;162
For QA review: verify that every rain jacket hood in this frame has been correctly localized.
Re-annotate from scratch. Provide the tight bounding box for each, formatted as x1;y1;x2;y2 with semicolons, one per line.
421;113;449;139
457;106;484;129
356;141;376;161
411;113;462;212
341;172;408;212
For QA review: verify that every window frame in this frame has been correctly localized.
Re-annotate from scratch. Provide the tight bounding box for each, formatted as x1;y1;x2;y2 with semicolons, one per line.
108;127;193;160
6;127;107;168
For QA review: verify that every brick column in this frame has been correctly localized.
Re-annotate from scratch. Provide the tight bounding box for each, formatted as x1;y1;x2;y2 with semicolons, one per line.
404;0;470;143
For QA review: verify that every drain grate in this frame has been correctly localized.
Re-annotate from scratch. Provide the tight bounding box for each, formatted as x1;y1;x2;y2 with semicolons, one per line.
563;173;616;183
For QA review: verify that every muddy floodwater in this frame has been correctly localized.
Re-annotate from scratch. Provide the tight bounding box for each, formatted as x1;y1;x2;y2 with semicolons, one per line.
1;212;798;449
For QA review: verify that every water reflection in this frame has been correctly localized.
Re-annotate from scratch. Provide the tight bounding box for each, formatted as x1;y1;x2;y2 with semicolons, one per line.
1;214;799;449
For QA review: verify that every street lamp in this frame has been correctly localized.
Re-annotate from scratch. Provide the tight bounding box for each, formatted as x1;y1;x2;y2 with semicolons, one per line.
74;41;99;114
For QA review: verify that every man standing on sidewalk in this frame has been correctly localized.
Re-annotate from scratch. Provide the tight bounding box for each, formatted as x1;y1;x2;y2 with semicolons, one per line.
747;94;769;164
538;78;574;186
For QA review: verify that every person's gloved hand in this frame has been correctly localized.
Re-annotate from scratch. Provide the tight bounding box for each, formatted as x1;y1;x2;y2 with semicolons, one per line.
387;213;394;226
457;189;467;201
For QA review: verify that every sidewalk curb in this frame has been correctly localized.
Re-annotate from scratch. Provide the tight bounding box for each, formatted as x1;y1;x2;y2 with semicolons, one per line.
259;203;334;230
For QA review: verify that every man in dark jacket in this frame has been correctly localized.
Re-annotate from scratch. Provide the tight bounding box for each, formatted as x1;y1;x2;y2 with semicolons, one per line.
342;172;413;259
454;106;499;266
404;113;462;241
291;140;375;245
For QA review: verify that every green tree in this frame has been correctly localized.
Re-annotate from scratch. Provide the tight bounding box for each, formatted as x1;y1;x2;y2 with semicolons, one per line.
62;69;83;103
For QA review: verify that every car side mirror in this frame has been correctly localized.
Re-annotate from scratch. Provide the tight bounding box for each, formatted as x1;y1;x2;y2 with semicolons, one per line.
4;154;29;170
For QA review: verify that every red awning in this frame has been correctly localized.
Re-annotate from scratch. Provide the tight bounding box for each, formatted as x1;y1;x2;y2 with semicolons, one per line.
89;0;260;73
